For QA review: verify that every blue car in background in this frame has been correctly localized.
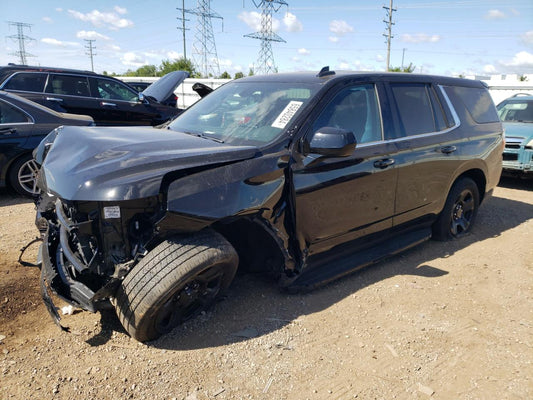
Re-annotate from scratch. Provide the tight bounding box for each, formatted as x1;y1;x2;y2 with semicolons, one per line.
497;94;533;177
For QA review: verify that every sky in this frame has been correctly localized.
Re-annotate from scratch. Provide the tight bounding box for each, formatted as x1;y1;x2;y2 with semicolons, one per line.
1;0;532;78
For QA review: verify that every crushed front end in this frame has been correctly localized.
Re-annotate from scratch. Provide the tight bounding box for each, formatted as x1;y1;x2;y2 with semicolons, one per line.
36;192;162;327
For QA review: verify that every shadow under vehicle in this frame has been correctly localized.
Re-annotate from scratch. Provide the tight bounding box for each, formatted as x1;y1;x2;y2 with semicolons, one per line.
34;67;503;342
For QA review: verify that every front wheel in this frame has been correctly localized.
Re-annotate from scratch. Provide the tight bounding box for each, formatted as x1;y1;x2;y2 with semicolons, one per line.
115;230;238;342
432;177;480;241
8;154;40;197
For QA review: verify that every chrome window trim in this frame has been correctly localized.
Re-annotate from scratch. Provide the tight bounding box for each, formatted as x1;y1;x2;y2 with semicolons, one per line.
438;84;461;129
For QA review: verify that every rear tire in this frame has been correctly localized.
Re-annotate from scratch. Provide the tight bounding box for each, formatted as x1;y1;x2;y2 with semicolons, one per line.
432;177;479;241
8;154;40;197
115;230;238;342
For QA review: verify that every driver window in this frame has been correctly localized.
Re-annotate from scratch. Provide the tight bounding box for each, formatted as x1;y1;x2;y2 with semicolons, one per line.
312;84;382;144
94;78;138;101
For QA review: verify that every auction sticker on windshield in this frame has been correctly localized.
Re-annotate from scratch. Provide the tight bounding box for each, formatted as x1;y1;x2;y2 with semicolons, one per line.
271;101;303;129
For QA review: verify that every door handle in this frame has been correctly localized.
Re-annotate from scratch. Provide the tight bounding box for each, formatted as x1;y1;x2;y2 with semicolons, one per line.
373;158;395;169
101;102;117;107
0;127;16;135
440;145;457;154
45;97;63;102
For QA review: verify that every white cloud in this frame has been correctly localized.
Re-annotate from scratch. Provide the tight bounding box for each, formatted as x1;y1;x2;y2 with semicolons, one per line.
68;8;133;30
485;9;505;20
121;52;147;67
41;38;80;47
329;20;354;36
501;51;533;68
42;17;53;23
401;33;440;43
114;6;127;15
298;48;310;55
483;64;497;74
56;8;63;12
283;12;303;32
166;51;181;59
339;62;350;69
76;31;110;40
109;44;121;51
328;36;340;43
239;11;281;33
523;31;533;45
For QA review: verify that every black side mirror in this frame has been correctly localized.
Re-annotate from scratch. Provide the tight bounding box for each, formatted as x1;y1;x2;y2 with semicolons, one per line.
306;127;356;157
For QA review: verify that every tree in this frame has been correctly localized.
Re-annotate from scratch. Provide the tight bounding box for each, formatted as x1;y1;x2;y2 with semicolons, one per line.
519;75;528;82
248;68;254;76
136;64;157;77
234;71;244;79
219;71;231;79
389;63;415;73
159;58;198;77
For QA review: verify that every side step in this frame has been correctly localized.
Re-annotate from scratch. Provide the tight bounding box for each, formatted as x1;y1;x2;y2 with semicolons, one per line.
285;227;432;293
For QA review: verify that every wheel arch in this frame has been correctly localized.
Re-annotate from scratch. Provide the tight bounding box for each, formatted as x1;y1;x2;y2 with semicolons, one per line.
454;168;487;204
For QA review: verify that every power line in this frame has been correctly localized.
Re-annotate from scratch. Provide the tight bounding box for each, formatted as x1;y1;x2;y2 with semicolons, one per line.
84;39;96;72
6;21;35;65
244;0;288;75
176;0;191;60
383;0;396;71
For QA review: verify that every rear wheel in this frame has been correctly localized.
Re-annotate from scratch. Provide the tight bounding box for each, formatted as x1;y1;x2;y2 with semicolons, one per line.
432;177;479;241
115;230;238;342
8;154;40;197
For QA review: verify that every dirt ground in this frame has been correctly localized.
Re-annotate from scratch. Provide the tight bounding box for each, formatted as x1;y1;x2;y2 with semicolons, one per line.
0;177;531;400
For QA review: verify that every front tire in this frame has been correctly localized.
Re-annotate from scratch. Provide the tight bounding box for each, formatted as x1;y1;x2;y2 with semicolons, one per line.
432;177;480;241
115;230;238;342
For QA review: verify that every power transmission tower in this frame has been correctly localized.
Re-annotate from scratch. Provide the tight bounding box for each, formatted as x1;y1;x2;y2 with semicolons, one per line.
176;0;191;60
7;21;35;65
383;0;396;72
244;0;288;75
84;39;96;72
187;0;223;77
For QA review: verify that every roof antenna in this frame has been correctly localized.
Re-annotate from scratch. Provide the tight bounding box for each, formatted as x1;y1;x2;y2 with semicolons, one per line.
317;66;335;78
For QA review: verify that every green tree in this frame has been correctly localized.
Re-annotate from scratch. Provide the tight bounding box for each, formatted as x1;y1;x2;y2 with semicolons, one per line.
519;75;528;82
135;64;157;77
248;68;254;76
159;58;198;77
389;63;415;73
219;71;231;79
234;71;244;79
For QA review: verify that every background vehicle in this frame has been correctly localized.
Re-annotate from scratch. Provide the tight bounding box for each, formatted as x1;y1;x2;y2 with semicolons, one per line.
0;91;93;196
497;94;533;176
35;69;503;341
126;81;178;108
0;65;187;126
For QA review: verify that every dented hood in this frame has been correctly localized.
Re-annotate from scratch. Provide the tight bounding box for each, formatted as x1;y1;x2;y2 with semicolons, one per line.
40;125;258;201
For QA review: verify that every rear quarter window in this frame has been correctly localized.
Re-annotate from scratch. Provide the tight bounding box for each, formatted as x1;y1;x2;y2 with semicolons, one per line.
444;86;499;123
2;72;47;93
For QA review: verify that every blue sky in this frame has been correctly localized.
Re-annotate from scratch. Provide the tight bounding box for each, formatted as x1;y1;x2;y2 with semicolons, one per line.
1;0;532;77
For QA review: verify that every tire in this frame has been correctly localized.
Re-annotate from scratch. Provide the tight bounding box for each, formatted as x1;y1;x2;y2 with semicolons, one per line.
432;177;480;241
115;230;238;342
8;154;40;197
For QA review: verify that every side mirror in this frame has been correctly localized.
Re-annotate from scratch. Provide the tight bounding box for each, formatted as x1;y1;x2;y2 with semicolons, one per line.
306;127;356;157
138;92;147;103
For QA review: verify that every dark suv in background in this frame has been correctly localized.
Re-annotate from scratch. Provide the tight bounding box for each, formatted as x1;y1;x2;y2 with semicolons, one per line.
35;68;503;341
0;65;187;126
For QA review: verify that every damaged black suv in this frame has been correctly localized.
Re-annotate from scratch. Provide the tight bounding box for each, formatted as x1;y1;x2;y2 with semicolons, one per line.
34;68;503;341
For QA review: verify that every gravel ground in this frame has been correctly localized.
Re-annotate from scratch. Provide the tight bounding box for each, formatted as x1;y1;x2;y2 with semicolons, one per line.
0;177;531;400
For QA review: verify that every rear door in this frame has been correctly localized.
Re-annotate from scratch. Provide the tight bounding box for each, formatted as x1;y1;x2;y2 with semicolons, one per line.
44;73;98;116
292;82;398;256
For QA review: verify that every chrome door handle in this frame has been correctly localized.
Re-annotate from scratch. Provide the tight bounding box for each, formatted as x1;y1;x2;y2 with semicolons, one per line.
373;158;395;169
101;102;117;107
46;97;63;102
440;145;457;154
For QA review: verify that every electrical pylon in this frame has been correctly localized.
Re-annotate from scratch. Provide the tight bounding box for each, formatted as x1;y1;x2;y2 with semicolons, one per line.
7;21;35;65
188;0;223;77
244;0;288;75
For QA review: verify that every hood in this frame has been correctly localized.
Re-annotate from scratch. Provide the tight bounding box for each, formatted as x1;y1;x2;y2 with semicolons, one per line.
40;125;258;201
502;122;533;142
142;71;188;103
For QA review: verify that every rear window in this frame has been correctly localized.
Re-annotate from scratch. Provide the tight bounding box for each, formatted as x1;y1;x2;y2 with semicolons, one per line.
2;72;47;93
445;86;499;123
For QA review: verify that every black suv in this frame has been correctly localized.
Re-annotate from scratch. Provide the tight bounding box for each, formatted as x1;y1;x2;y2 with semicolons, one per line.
0;65;187;126
34;68;503;341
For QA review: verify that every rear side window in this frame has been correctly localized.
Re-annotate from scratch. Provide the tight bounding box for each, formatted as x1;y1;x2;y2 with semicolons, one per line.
0;100;30;124
45;74;90;97
390;83;447;137
2;72;47;93
445;86;499;123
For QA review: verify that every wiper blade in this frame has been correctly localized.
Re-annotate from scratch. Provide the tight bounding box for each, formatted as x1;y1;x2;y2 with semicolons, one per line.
181;130;224;143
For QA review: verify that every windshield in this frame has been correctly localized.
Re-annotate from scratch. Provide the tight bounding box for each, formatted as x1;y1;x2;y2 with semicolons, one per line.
497;99;533;122
168;80;319;145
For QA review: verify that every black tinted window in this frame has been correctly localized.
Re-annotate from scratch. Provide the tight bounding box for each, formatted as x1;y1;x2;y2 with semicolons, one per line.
390;83;437;136
313;84;382;144
45;74;90;97
0;100;30;123
446;86;499;123
93;78;138;101
2;72;47;92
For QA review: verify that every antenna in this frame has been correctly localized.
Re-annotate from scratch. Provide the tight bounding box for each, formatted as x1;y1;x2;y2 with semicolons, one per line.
244;0;288;75
7;21;35;65
188;0;223;77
